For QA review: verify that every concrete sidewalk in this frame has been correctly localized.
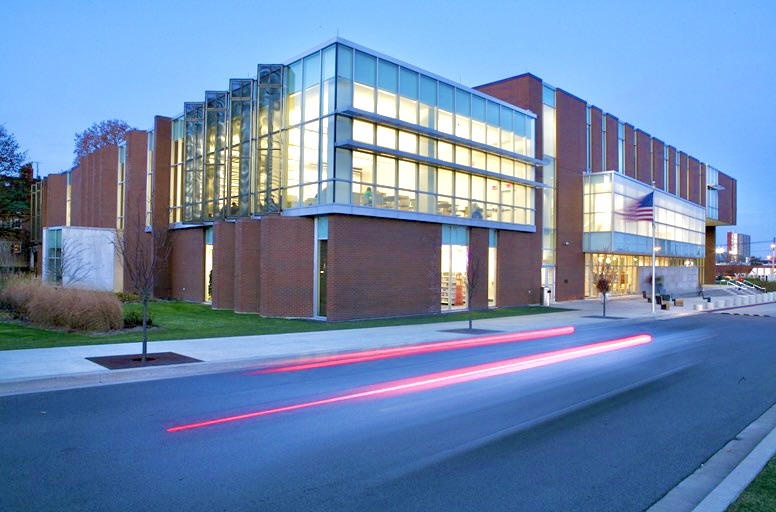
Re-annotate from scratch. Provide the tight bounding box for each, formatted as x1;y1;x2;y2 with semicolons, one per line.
1;292;774;512
0;294;699;393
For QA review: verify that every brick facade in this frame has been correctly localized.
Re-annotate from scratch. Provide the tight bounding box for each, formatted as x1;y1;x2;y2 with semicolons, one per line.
555;90;587;301
212;220;235;310
259;216;314;318
233;218;261;313
327;215;440;321
170;227;205;302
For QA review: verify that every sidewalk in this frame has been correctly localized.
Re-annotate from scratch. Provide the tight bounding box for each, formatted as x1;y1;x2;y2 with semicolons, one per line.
0;293;700;393
1;292;774;512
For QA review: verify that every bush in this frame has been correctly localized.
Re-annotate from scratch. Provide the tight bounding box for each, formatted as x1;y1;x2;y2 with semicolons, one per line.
116;292;141;303
0;277;123;331
123;309;152;329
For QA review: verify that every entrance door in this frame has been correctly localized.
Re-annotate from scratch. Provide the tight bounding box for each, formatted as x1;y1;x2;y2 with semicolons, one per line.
541;266;555;305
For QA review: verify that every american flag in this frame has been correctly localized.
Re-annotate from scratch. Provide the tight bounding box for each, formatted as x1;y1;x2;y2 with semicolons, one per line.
623;192;654;222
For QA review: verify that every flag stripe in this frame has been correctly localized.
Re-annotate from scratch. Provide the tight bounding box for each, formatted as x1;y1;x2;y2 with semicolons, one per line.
622;192;654;222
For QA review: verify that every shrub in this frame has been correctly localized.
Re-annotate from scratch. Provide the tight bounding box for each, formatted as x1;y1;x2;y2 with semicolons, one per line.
0;275;42;317
1;278;123;331
116;292;141;303
123;309;153;329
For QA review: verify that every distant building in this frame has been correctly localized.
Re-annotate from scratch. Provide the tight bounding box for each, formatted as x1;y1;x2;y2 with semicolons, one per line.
33;38;738;319
727;232;751;262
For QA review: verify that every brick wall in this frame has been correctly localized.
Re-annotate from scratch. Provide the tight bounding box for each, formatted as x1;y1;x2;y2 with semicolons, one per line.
652;139;665;191
212;220;235;310
705;227;716;284
590;107;603;172
555;90;587;301
636;130;652;185
667;146;677;195
717;172;737;225
234;218;261;313
689;157;703;205
624;124;636;178
327;215;440;321
497;230;541;306
605;114;619;172
170;227;205;302
469;228;489;309
259;216;314;318
152;117;172;298
42;173;67;228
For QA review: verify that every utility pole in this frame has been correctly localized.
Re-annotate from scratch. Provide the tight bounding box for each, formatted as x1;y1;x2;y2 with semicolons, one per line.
771;238;775;278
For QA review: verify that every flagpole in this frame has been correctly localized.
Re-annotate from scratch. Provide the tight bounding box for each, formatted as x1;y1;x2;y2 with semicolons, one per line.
651;182;656;314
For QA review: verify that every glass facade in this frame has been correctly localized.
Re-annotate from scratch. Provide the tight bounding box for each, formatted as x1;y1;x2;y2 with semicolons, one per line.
583;172;705;258
706;165;719;220
170;41;539;231
146;131;154;228
117;144;126;230
170;116;184;223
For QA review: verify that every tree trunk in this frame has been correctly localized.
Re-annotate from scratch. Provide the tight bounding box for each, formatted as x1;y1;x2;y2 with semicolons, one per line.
141;294;149;362
602;292;607;318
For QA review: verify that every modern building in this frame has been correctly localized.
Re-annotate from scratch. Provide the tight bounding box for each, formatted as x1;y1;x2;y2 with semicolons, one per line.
726;232;750;263
34;38;737;320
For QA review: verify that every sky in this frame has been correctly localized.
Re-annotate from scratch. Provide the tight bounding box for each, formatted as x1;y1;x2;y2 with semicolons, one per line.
1;0;774;255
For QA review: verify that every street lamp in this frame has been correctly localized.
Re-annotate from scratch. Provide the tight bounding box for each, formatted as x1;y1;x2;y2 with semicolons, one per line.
770;239;775;276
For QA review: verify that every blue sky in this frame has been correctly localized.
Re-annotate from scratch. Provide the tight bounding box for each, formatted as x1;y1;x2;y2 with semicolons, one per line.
1;0;773;254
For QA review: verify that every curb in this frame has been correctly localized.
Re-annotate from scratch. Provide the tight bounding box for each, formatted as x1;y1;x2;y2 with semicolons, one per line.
648;401;776;512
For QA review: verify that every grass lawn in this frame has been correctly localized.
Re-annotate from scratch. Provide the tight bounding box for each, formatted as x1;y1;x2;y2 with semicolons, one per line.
0;300;569;351
727;455;776;511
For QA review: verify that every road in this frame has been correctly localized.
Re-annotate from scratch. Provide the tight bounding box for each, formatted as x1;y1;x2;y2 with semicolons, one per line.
1;313;774;511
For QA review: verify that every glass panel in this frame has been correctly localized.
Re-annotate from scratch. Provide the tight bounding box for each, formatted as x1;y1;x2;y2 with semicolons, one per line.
400;68;418;99
354;51;376;85
378;60;398;92
419;75;436;105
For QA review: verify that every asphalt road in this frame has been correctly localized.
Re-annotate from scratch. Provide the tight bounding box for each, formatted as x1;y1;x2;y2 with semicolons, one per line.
1;314;774;511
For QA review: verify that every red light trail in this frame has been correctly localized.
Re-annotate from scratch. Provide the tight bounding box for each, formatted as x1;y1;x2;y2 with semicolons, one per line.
253;326;576;374
167;334;652;433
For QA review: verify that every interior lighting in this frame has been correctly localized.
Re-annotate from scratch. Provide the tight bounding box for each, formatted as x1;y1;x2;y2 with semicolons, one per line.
167;334;652;433
253;326;576;374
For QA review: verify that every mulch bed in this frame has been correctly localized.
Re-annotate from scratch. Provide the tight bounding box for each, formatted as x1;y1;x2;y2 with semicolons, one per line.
86;352;201;370
440;328;502;334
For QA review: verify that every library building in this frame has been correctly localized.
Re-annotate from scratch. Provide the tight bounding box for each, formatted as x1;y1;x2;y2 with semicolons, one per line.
32;38;737;320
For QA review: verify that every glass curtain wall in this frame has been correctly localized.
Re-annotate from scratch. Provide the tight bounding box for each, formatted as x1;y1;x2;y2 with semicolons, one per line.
256;64;283;212
183;103;204;221
204;92;228;219
229;79;254;216
488;229;497;306
583;172;705;296
169;116;184;223
441;225;469;310
173;43;539;229
280;46;336;209
330;43;538;228
145;131;154;228
117;144;126;230
541;85;557;300
46;228;62;284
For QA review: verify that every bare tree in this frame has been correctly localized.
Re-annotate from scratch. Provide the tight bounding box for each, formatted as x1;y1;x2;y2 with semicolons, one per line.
594;254;615;317
465;252;483;331
0;125;27;177
112;223;171;362
59;238;94;286
73;119;134;166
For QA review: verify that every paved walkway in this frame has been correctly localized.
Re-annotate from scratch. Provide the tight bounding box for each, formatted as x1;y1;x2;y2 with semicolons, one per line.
1;289;774;511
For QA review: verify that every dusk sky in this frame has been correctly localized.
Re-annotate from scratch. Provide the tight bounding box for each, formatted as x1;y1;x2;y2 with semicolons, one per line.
1;0;773;255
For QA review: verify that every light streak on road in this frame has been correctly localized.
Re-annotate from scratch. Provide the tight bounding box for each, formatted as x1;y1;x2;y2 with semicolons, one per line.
253;326;576;374
167;334;652;433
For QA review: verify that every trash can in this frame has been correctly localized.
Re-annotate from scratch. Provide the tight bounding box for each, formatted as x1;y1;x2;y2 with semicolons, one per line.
541;287;552;306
